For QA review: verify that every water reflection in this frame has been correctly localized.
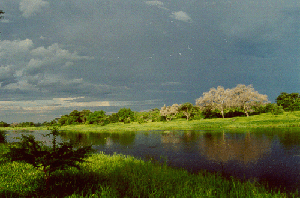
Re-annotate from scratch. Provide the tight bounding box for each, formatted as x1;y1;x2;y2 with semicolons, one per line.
3;128;300;192
199;132;272;165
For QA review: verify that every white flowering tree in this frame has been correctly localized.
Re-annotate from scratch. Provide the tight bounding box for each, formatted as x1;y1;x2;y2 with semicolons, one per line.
196;84;269;118
231;84;269;117
196;86;232;118
160;104;179;121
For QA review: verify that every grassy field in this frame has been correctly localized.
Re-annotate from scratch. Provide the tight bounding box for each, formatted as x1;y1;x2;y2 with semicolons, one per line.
0;149;296;198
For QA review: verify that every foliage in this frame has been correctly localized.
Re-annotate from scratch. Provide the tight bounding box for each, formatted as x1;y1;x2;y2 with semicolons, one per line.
56;109;110;126
276;92;300;111
264;103;284;115
0;131;6;143
231;84;269;117
134;109;162;123
87;110;108;125
0;121;9;127
79;109;92;123
117;108;135;123
196;84;269;118
196;86;232;118
178;102;200;120
160;104;180;121
136;112;149;124
11;122;36;127
109;113;119;123
149;108;162;122
2;127;94;188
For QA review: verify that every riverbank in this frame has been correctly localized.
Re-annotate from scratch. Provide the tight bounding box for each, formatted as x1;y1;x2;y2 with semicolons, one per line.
0;151;295;197
3;111;300;133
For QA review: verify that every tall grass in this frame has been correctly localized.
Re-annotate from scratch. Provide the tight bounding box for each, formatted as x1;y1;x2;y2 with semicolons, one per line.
0;150;297;197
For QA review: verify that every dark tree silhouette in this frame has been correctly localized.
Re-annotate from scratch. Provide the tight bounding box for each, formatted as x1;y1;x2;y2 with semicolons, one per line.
0;10;4;18
0;10;4;33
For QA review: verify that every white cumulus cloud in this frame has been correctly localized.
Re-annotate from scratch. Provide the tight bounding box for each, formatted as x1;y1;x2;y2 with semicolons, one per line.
19;0;49;18
170;11;192;23
145;1;169;10
145;1;164;6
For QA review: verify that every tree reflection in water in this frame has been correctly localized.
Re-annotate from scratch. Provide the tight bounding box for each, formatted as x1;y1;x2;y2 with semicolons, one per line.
199;132;272;165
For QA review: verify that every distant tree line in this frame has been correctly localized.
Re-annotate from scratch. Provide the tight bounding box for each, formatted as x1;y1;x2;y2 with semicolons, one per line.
1;84;300;127
43;108;163;126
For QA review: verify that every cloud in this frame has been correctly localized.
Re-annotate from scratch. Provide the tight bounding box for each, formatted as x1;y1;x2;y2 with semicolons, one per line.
161;82;183;86
1;19;10;23
25;43;93;76
0;39;33;56
170;11;192;23
0;98;110;112
0;97;158;114
145;0;169;10
19;0;49;18
145;1;164;6
0;39;99;97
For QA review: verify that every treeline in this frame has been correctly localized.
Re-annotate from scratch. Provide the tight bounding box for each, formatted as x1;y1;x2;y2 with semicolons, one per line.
43;108;162;126
1;85;300;127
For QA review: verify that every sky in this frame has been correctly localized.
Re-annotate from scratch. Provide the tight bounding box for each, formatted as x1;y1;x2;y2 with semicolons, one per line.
0;0;300;123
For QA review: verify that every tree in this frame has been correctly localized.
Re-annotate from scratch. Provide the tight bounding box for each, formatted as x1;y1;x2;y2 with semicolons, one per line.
80;109;92;123
196;84;268;118
3;128;94;189
109;113;119;123
265;103;284;115
178;102;200;121
58;115;70;126
87;110;108;125
231;84;269;117
196;86;233;118
276;92;300;111
0;121;9;127
160;104;179;121
0;10;4;33
117;108;134;123
69;110;81;123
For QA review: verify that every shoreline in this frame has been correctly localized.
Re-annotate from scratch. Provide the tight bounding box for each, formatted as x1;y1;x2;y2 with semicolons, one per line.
3;111;300;133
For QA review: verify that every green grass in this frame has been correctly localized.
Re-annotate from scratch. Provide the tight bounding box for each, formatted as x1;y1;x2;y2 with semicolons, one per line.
0;150;296;198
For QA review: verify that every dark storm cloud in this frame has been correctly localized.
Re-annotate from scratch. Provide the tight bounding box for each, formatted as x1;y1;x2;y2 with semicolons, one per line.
1;0;300;122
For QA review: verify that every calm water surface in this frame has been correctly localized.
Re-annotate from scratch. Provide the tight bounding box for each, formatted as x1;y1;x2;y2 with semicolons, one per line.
2;128;300;192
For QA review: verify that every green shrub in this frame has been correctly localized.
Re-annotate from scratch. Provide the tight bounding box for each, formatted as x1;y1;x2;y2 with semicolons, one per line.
2;127;94;189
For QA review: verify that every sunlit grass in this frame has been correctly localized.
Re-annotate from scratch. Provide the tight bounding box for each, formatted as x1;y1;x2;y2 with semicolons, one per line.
0;151;295;197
